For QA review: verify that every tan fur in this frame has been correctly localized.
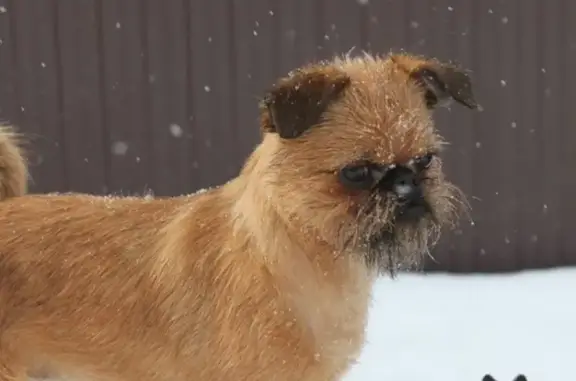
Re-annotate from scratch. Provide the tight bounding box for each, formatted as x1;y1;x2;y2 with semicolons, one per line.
0;125;27;200
0;52;475;381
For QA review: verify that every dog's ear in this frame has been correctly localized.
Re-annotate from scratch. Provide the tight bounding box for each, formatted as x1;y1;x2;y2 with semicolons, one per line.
392;54;478;110
482;374;497;381
410;63;478;110
260;66;351;139
513;375;527;381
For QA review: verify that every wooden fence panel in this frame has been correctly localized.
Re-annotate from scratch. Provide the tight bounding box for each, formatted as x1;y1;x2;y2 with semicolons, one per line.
144;0;190;196
101;0;151;195
188;0;237;187
57;0;107;194
2;0;576;273
0;0;17;132
8;0;66;192
559;0;576;267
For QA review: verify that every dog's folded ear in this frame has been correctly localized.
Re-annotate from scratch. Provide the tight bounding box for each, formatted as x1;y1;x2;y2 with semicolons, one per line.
513;375;527;381
392;54;478;110
260;66;351;139
410;64;478;110
482;374;497;381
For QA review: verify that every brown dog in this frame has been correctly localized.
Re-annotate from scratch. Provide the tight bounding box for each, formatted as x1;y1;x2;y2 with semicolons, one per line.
0;52;477;381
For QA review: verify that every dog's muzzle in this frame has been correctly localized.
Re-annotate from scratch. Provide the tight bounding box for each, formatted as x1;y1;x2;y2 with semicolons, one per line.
378;166;431;223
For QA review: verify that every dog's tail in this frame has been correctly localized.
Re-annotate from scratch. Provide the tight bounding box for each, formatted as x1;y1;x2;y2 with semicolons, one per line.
0;125;28;200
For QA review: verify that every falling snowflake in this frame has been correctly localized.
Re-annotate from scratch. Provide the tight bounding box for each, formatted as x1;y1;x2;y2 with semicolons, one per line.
112;141;128;156
115;22;121;29
204;85;211;92
169;124;183;138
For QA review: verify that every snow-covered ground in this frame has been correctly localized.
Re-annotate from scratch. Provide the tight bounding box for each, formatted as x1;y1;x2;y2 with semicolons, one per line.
344;268;576;381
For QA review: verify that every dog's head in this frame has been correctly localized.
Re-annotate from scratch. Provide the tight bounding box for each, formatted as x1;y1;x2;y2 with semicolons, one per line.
257;52;477;274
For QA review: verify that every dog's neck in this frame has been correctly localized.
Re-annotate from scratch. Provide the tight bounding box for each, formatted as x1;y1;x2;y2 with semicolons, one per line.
227;136;337;271
223;138;375;352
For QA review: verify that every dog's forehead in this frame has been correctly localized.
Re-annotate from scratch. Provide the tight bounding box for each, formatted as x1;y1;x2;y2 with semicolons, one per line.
360;114;437;164
324;106;438;167
335;67;438;164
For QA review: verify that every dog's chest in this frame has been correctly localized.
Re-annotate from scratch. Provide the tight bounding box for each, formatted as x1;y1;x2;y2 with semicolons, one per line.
288;268;373;367
314;286;369;361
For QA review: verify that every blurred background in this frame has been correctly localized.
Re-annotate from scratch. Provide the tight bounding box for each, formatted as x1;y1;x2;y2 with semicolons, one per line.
1;0;574;274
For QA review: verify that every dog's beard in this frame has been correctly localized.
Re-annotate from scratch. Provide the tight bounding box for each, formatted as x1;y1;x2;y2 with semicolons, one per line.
338;181;466;277
365;220;439;276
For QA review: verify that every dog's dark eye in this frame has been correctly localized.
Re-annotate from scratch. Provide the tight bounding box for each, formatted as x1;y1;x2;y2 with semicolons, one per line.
339;164;376;190
414;153;435;170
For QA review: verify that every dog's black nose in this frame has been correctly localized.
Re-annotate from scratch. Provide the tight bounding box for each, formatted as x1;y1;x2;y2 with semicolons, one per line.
389;167;422;202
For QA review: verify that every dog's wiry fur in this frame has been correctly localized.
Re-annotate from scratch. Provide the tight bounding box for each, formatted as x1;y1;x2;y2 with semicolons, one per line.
0;125;27;200
0;52;476;381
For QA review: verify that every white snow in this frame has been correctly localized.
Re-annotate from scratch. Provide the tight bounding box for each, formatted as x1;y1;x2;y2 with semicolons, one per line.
344;268;576;381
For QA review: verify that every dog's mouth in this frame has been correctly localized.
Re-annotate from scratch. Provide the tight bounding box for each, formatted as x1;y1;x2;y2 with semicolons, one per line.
394;198;433;224
364;221;434;276
354;198;439;275
340;185;460;276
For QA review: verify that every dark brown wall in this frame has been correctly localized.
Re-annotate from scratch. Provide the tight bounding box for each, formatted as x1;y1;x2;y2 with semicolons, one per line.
0;0;575;273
